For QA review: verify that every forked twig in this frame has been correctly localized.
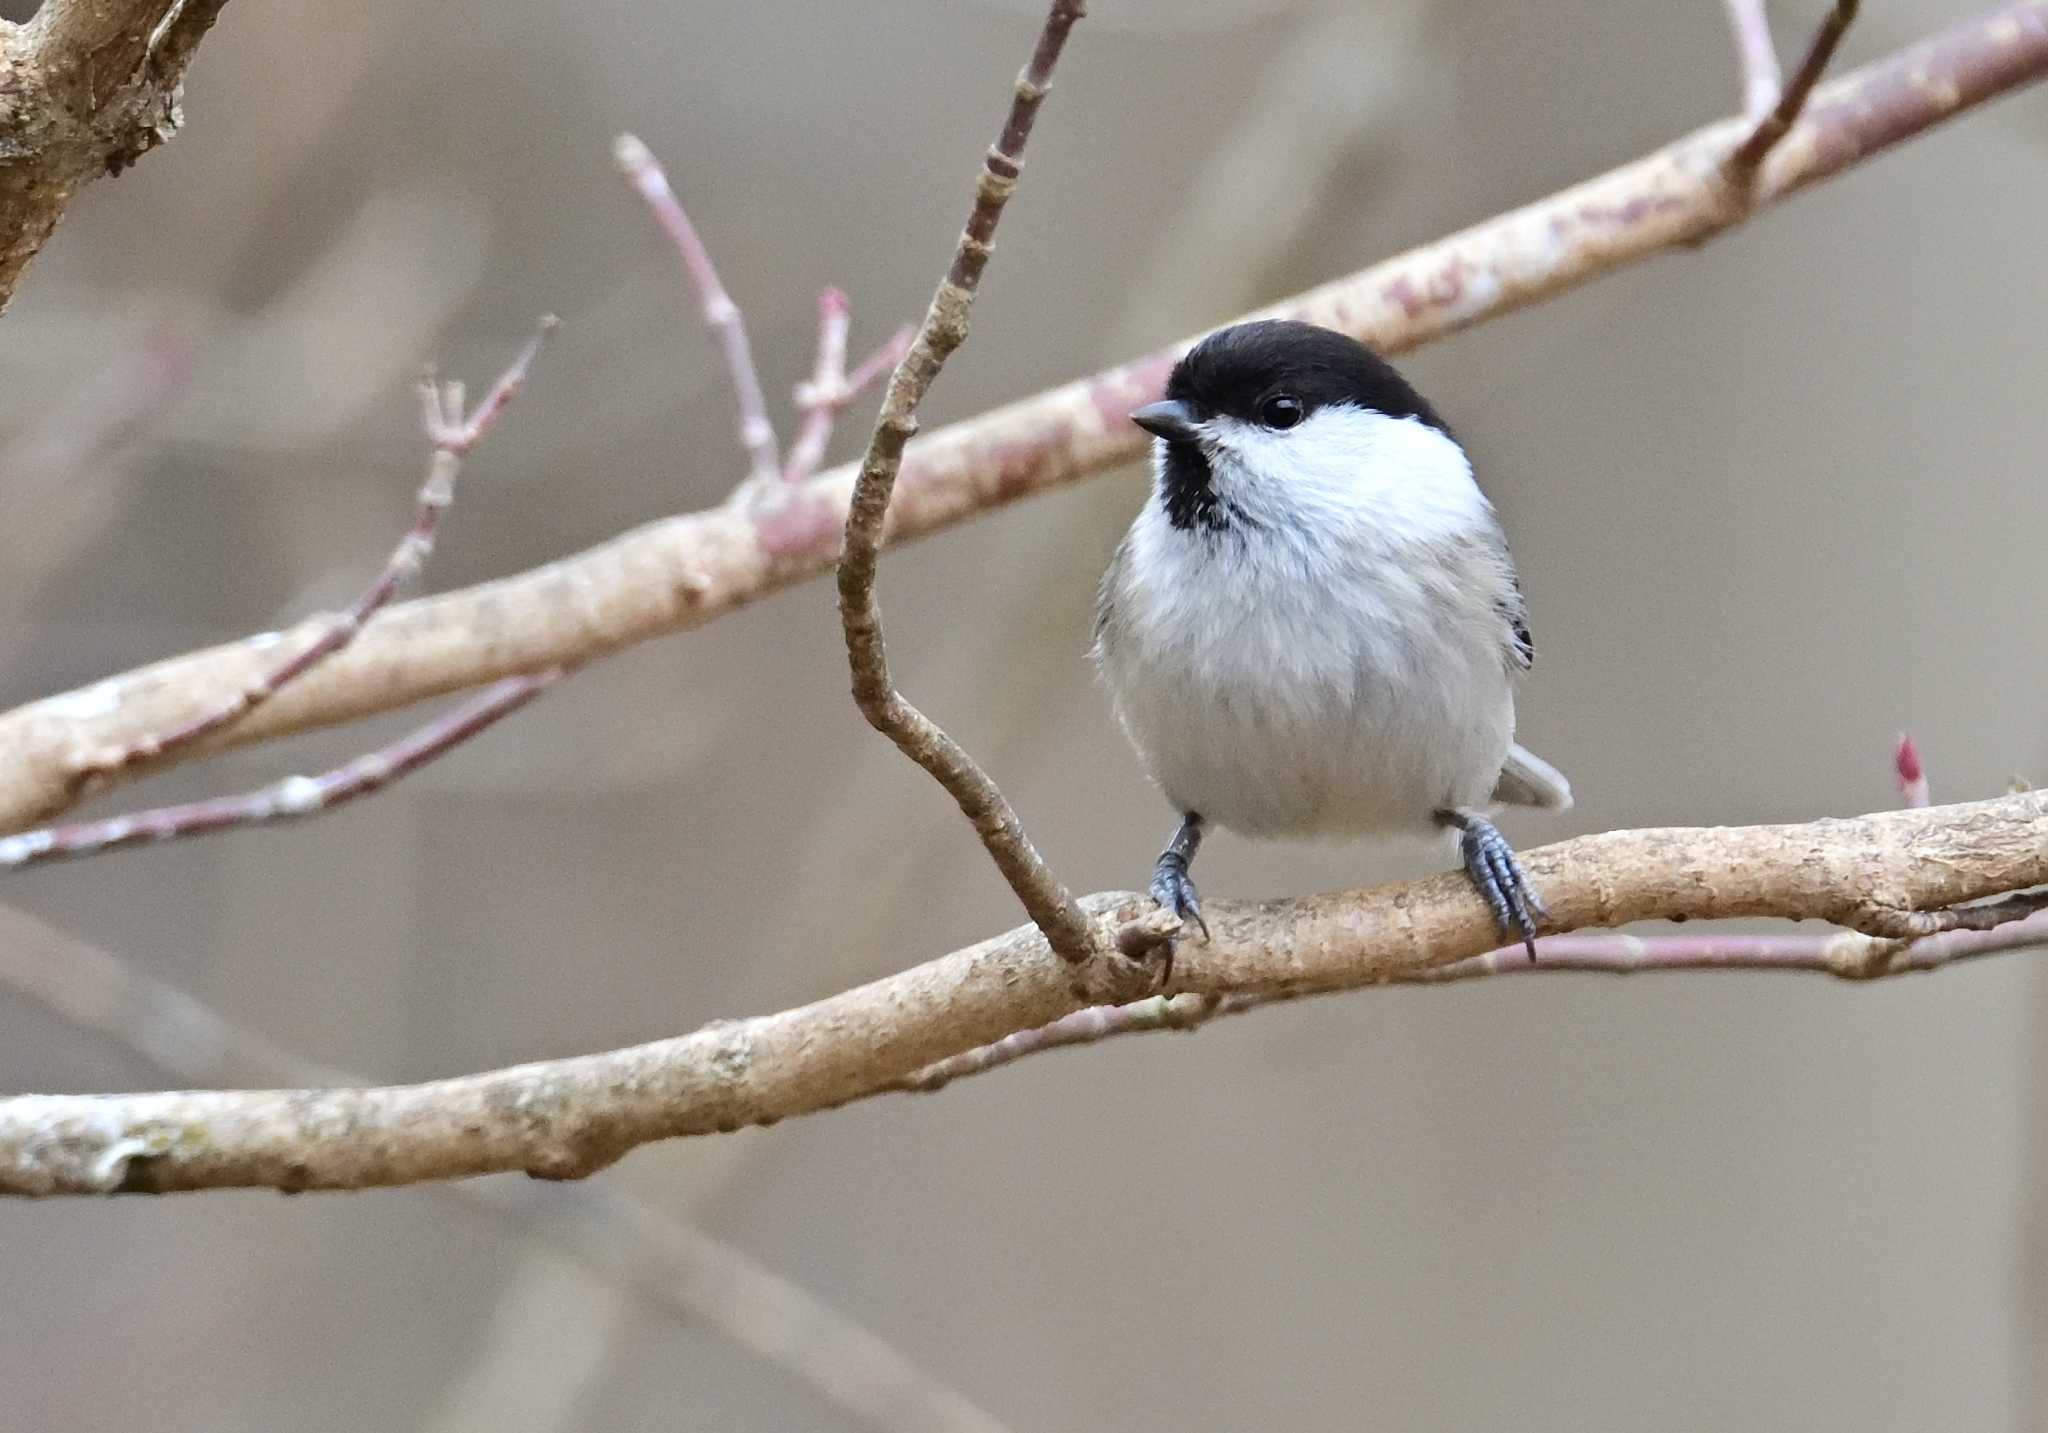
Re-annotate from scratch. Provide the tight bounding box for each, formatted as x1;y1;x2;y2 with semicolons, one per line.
1727;0;1859;176
0;323;563;871
64;319;556;797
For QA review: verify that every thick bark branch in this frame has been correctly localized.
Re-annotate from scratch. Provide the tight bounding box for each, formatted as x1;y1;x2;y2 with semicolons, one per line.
0;0;232;312
0;3;2039;834
0;904;1012;1433
2;791;2043;1197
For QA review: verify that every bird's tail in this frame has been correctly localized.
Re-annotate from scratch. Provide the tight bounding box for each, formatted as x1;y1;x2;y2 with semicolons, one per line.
1492;743;1574;811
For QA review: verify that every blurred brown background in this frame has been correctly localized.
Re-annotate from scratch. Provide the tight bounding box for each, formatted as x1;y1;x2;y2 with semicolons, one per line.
3;1;2046;1429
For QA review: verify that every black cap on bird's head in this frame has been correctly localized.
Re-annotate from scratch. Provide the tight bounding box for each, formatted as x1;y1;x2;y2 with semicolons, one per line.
1130;320;1451;532
1130;319;1449;444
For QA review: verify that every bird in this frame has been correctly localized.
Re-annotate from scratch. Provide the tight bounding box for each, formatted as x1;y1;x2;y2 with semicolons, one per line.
1092;318;1571;957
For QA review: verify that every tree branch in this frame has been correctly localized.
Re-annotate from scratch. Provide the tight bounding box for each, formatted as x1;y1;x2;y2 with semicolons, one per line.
0;0;234;312
62;320;554;800
1;2;2038;834
0;324;562;870
615;134;783;486
1728;0;1860;176
836;0;1101;965
2;791;2044;1197
896;909;2048;1093
0;904;1013;1433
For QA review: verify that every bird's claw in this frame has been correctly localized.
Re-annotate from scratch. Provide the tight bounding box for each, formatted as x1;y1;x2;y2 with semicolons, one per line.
1458;816;1547;959
1149;857;1210;943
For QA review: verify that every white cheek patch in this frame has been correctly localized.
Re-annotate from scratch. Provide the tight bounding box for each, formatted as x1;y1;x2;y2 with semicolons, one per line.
1207;404;1492;545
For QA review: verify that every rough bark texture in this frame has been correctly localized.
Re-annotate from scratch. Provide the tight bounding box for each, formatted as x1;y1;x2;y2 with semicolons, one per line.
2;790;2043;1197
0;3;2039;835
0;0;231;312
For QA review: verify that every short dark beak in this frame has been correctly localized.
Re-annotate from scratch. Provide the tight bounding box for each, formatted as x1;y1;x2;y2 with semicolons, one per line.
1130;399;1201;443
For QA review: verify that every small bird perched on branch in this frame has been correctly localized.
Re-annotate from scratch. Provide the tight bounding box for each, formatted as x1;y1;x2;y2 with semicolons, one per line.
1093;319;1571;955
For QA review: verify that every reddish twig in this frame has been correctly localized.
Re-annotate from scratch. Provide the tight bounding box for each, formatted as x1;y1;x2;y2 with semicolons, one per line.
2;6;2042;831
783;289;914;486
896;910;2048;1093
0;669;565;870
836;0;1103;967
65;318;556;796
1723;0;1785;120
615;134;782;485
1729;0;1859;174
1897;733;1930;808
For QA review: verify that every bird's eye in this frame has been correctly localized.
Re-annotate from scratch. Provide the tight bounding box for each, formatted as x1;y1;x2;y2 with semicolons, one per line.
1259;393;1304;430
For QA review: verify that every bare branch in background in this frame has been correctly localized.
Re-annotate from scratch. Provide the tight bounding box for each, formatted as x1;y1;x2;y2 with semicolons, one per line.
0;324;564;870
1728;0;1860;176
3;3;2039;833
0;328;191;670
0;669;562;869
2;791;2046;1196
1723;0;1785;120
785;290;913;486
67;320;556;799
0;1;235;311
615;134;783;485
836;0;1102;966
898;910;2048;1093
0;905;1011;1433
614;134;913;494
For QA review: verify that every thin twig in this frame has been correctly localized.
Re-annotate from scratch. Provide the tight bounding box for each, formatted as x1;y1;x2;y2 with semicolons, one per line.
1728;0;1860;175
65;318;556;796
0;669;565;869
1723;0;1785;120
784;289;914;486
895;911;2048;1092
836;0;1101;966
615;134;782;485
4;791;2048;1195
0;904;1012;1433
3;4;2044;831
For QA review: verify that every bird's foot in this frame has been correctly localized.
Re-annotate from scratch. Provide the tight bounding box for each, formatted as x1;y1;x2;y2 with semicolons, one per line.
1149;853;1210;943
1456;815;1548;959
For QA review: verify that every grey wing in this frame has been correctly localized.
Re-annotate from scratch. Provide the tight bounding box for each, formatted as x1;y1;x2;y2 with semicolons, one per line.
1493;743;1573;811
1498;572;1534;672
1478;531;1563;808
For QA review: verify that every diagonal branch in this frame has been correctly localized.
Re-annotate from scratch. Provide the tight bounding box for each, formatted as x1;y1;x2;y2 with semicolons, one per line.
2;790;2045;1197
0;4;2042;833
0;325;563;871
0;668;563;869
0;1;235;312
899;910;2048;1093
1728;0;1860;175
835;0;1101;964
616;134;783;485
0;904;1013;1433
61;320;554;800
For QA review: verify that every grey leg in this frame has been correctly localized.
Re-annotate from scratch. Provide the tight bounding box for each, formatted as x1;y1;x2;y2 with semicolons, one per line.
1149;812;1209;939
1435;806;1548;960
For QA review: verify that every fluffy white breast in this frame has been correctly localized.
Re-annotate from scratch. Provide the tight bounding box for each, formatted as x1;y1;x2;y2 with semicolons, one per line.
1094;405;1519;838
